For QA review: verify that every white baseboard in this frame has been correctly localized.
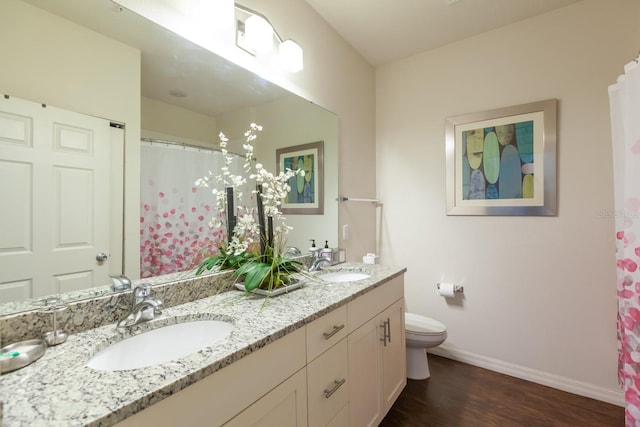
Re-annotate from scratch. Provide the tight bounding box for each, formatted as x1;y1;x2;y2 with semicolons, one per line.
428;346;625;407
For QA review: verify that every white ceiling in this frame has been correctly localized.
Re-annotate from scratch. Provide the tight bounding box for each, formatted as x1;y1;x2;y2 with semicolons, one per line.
304;0;581;66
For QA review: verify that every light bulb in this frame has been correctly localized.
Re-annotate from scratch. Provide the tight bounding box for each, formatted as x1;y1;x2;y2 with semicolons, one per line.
279;39;304;72
244;15;274;53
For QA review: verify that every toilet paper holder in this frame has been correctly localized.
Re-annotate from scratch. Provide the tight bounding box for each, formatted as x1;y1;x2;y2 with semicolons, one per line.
437;283;464;293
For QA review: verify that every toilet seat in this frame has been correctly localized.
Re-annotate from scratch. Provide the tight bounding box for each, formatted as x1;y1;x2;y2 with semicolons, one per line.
405;313;446;336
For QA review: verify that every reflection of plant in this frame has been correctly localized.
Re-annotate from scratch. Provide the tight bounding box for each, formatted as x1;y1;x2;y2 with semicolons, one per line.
195;124;304;291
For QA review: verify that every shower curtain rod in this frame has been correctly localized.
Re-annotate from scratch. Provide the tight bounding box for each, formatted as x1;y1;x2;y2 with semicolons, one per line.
141;137;224;153
141;137;246;157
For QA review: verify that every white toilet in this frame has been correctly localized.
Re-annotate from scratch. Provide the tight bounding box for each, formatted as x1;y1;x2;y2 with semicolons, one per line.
404;313;447;380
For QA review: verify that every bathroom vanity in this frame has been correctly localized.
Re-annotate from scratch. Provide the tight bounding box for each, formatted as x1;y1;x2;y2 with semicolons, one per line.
0;264;406;426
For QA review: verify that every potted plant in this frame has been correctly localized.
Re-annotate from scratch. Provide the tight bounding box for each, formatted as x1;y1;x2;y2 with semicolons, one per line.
195;124;305;293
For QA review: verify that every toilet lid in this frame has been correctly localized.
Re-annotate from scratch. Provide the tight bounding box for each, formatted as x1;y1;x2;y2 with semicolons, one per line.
405;313;446;335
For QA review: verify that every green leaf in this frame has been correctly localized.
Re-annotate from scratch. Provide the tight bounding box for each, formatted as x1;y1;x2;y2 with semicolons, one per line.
195;254;226;275
239;263;272;291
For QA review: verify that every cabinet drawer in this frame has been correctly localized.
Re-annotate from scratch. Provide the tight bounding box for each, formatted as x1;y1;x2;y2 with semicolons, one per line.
307;338;349;427
348;275;403;331
306;305;348;362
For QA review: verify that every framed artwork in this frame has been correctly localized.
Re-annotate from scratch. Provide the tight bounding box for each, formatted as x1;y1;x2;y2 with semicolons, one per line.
276;141;324;215
445;99;557;216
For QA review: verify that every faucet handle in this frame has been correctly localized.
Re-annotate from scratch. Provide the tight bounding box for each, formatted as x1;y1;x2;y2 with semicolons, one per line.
133;284;152;302
109;274;131;292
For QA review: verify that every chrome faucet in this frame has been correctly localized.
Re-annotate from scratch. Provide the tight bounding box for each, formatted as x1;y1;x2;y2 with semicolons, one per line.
284;246;302;257
309;255;332;272
117;284;163;328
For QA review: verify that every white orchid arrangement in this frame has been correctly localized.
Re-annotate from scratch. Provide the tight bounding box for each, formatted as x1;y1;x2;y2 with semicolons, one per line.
195;123;305;291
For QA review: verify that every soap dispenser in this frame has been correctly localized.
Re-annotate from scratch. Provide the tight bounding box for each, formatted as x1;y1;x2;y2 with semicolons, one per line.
309;239;319;258
321;240;333;260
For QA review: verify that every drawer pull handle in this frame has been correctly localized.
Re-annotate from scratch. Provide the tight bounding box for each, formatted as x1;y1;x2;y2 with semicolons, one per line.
323;324;345;340
387;317;392;343
379;319;390;346
324;378;346;399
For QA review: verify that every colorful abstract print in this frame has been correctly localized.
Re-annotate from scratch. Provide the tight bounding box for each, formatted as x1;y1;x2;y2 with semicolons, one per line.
462;120;534;200
284;154;315;204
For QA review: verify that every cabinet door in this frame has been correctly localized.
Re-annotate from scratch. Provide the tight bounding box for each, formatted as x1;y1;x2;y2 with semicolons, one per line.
348;317;383;427
326;404;349;427
224;368;308;427
381;299;406;415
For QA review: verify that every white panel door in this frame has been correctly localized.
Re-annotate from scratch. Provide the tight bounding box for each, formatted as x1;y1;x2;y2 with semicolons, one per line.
0;95;119;302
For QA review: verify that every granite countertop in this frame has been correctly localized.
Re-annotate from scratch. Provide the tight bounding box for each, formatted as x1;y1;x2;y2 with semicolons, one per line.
0;263;406;427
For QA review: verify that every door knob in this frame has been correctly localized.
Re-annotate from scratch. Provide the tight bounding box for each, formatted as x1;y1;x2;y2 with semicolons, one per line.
96;252;109;262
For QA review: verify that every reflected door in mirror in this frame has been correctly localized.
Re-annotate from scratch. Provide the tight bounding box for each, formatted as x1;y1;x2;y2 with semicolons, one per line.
0;96;123;302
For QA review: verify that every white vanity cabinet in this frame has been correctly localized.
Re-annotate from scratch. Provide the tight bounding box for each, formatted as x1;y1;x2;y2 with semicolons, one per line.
347;276;406;427
115;274;405;427
116;328;307;427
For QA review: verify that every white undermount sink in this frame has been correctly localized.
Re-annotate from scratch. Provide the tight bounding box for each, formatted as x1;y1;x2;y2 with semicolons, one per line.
87;319;234;371
318;271;371;283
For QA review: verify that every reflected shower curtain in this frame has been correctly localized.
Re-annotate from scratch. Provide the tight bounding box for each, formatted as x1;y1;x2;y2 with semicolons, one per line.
139;141;245;278
610;57;640;424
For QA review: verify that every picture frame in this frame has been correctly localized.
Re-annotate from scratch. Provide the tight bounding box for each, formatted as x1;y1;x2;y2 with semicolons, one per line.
276;141;324;215
445;99;557;216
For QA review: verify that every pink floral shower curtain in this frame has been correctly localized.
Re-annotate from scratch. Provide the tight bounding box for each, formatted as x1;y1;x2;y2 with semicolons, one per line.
610;57;640;424
139;141;244;278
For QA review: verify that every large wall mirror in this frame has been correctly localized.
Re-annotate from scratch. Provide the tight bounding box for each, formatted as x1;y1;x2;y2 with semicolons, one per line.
1;0;338;316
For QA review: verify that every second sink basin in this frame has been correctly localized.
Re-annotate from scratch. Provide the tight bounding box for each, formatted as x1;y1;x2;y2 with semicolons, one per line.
318;271;371;283
87;319;234;371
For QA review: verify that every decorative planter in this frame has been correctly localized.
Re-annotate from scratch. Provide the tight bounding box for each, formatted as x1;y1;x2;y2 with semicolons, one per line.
234;278;305;296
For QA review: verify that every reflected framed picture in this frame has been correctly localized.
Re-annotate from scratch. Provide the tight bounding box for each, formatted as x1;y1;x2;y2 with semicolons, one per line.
445;99;557;216
276;141;324;215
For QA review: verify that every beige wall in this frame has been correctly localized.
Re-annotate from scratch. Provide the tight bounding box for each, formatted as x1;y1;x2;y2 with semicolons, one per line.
0;0;141;278
376;0;640;404
141;96;218;146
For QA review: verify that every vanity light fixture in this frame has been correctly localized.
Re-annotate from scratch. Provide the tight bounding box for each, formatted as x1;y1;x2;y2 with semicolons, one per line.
235;3;304;72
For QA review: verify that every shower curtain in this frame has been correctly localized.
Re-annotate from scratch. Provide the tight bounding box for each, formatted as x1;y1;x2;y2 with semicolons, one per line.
139;141;246;278
610;57;640;424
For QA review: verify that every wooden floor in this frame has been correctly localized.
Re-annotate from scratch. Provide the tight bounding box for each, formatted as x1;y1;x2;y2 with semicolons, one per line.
380;354;624;427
